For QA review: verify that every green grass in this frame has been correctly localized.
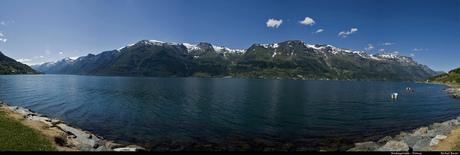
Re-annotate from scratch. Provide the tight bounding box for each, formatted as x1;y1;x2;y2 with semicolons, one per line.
0;108;57;151
453;136;460;151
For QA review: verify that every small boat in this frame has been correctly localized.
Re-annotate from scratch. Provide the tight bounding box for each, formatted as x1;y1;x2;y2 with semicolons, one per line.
391;93;398;99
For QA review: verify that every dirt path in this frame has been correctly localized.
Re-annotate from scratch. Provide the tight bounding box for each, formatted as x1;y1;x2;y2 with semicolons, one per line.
429;126;460;151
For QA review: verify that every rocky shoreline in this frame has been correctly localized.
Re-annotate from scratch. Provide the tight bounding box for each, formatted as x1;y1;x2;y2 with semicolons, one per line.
0;102;146;152
444;84;460;99
348;83;460;151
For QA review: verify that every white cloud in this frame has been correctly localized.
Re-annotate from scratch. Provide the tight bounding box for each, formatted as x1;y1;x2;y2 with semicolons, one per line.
299;17;315;26
364;44;374;50
338;28;358;38
0;32;3;37
314;29;324;33
411;53;415;57
412;48;427;51
393;51;399;54
17;59;31;63
379;42;395;45
59;52;63;55
0;38;6;42
266;18;283;28
34;56;44;59
379;49;385;52
0;21;5;26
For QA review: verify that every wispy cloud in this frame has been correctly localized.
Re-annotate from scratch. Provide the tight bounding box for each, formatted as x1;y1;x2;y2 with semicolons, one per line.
379;42;395;45
379;49;385;52
0;32;6;42
364;44;374;50
313;29;324;33
299;17;315;26
393;51;399;54
266;18;283;28
411;53;415;57
338;28;358;38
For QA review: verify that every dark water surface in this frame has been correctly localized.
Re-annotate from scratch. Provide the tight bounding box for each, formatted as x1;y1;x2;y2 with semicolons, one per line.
0;74;459;151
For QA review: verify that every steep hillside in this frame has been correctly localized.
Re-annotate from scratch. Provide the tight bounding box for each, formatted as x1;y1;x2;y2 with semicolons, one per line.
426;67;460;85
0;51;42;75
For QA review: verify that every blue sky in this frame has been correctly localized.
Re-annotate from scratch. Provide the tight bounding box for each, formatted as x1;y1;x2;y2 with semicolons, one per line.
0;0;458;72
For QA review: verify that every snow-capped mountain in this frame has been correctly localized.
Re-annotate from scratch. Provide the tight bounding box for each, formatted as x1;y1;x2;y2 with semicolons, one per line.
257;40;411;64
139;39;245;54
31;39;439;81
31;57;79;73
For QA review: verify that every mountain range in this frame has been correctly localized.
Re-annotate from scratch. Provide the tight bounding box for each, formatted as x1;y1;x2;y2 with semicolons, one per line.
0;51;42;75
31;39;440;81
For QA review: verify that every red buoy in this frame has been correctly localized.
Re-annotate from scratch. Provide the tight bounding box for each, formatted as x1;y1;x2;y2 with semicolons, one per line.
410;89;414;92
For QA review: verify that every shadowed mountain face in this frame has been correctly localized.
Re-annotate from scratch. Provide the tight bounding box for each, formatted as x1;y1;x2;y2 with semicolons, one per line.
32;40;439;81
0;51;42;75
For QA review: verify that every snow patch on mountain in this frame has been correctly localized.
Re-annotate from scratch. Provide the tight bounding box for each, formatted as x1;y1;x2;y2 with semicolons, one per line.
259;43;279;49
117;44;134;51
212;45;246;54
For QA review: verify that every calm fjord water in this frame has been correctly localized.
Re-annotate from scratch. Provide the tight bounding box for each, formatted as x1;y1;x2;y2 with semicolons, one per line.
1;74;459;151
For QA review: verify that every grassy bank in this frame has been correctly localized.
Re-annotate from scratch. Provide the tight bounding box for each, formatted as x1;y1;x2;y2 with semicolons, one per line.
425;67;460;87
0;108;57;151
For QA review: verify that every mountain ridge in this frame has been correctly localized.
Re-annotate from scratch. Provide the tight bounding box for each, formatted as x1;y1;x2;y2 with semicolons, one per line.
31;39;439;81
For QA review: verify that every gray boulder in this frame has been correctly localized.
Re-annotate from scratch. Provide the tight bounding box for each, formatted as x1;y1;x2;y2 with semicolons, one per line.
403;136;423;148
412;138;432;151
56;123;104;151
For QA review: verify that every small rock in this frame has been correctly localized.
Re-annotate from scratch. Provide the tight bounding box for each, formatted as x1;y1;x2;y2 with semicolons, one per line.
8;106;18;111
104;141;124;149
114;147;138;152
429;135;447;146
412;127;428;136
452;120;460;125
377;140;410;151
